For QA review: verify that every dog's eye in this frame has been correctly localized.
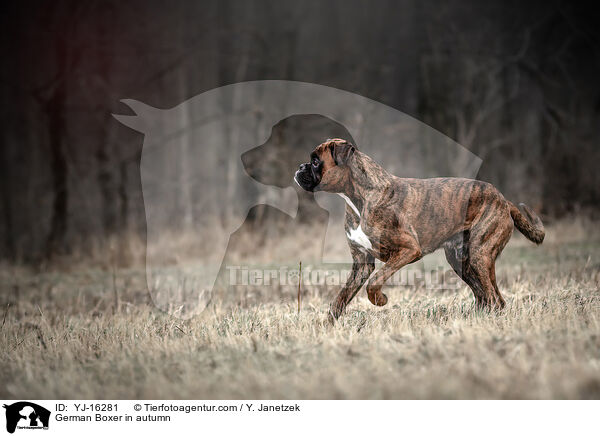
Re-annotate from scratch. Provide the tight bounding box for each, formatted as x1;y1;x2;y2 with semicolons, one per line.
312;158;319;167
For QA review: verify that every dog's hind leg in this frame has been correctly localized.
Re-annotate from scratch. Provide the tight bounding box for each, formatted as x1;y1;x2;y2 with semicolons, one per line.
469;229;512;309
463;204;513;310
444;231;485;307
445;230;507;309
329;245;375;321
466;255;505;309
443;232;486;307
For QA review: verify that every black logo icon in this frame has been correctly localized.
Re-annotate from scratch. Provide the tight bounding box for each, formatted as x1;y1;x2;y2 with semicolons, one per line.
3;402;50;433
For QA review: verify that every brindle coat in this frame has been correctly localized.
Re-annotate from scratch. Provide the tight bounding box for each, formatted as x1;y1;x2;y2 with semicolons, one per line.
294;139;545;320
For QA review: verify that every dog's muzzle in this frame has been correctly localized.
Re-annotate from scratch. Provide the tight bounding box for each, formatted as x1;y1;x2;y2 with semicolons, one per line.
294;163;319;192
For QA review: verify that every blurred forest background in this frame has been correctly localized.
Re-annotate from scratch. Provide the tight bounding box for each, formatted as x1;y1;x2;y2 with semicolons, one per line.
1;0;599;265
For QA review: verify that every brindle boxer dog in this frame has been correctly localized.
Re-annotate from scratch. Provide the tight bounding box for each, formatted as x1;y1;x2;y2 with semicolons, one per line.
294;138;545;321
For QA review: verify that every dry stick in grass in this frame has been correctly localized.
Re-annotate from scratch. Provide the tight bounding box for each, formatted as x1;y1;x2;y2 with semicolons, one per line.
111;243;120;314
298;261;302;315
174;325;187;335
112;266;120;314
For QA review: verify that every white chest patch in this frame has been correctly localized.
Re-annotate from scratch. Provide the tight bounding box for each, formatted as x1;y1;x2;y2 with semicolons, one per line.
338;193;360;217
346;225;373;250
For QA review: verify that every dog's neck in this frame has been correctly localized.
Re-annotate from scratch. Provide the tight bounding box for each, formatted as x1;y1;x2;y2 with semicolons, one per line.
339;151;392;214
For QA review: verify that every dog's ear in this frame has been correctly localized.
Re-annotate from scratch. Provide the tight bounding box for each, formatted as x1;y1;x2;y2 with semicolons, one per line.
331;141;355;166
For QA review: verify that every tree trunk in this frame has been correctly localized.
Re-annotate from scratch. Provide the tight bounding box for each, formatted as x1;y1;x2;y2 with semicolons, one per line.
45;81;68;258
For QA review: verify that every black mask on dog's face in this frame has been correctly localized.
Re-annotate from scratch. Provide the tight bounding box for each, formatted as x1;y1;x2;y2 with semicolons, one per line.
294;153;322;192
294;139;355;193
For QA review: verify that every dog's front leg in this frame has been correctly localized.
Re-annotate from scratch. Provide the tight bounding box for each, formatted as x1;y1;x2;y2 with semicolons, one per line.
365;246;421;306
329;247;375;322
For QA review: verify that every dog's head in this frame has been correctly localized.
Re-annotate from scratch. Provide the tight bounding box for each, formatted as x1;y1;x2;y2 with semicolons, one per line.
294;138;355;192
242;115;355;189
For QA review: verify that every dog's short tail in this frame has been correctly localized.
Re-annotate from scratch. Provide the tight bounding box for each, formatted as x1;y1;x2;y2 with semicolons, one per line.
509;202;545;244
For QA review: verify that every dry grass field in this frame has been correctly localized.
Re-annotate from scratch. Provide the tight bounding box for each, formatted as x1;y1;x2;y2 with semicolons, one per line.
1;217;599;399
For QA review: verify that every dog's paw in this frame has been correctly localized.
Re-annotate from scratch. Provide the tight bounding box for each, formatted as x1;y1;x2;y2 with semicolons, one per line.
368;291;388;307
